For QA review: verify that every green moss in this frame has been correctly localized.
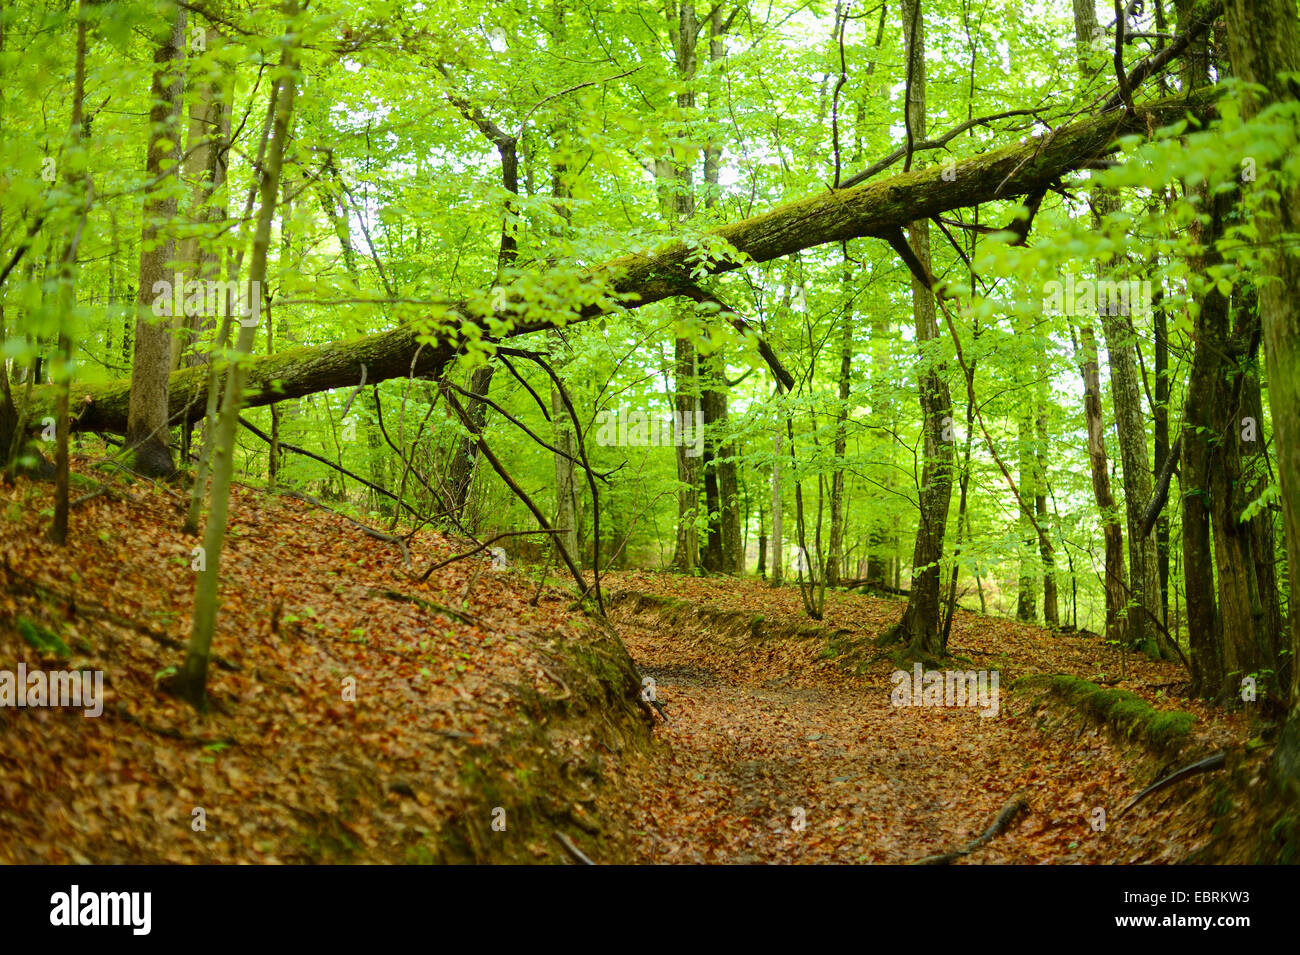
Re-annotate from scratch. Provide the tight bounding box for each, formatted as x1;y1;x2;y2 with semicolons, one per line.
17;616;71;658
1042;675;1195;753
1147;710;1195;746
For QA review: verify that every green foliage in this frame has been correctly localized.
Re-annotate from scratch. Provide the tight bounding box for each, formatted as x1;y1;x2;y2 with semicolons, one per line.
17;617;71;658
0;0;1292;650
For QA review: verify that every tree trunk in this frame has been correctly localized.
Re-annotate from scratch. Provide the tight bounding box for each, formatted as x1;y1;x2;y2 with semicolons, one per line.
48;0;90;545
172;27;228;373
1079;323;1129;645
698;11;742;575
698;349;743;573
1219;0;1300;793
126;2;186;478
662;0;703;574
827;277;853;587
1074;0;1170;660
1035;401;1060;627
1016;412;1037;622
670;337;701;573
444;363;493;518
1153;289;1171;624
865;306;892;588
894;0;953;658
177;24;298;710
941;324;978;652
1104;302;1164;654
550;377;580;570
1181;320;1225;695
770;426;784;586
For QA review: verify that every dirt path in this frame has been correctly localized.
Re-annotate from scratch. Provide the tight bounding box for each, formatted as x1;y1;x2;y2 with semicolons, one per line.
600;587;1231;865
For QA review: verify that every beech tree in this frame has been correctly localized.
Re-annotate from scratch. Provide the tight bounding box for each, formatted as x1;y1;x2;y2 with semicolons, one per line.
124;2;186;478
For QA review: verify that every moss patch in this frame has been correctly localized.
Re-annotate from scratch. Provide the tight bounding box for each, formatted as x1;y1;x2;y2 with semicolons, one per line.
1015;674;1195;754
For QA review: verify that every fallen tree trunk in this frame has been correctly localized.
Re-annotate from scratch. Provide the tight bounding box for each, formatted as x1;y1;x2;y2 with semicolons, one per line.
21;88;1218;436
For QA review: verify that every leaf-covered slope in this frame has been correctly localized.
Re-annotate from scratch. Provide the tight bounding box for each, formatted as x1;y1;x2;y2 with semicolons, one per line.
0;463;650;863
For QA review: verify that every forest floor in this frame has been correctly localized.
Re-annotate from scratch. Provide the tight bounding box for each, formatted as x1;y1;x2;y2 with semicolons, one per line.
0;461;1279;863
594;572;1272;864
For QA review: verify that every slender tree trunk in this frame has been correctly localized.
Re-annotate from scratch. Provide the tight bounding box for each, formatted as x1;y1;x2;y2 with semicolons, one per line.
941;337;977;652
770;425;784;586
1035;402;1060;627
439;58;519;518
177;20;298;709
1016;412;1037;622
1177;0;1233;698
445;363;493;517
827;275;852;587
865;307;892;587
1070;0;1127;649
267;175;290;491
1181;319;1224;695
670;337;701;572
699;10;743;574
662;1;704;573
1153;289;1170;624
700;351;733;572
172;28;227;373
48;1;90;544
550;377;579;569
1079;323;1129;645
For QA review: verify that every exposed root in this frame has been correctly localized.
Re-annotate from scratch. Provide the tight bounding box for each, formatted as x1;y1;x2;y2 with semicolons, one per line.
912;795;1029;865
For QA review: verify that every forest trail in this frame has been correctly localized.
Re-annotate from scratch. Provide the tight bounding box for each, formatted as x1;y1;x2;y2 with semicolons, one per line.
598;576;1247;865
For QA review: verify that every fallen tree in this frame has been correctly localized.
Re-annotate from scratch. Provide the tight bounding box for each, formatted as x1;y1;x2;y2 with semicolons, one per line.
18;86;1218;437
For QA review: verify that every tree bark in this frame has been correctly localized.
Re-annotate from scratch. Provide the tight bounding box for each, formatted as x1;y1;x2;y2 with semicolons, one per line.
550;376;579;569
126;2;186;478
1016;411;1037;622
177;20;298;709
827;272;853;587
172;27;228;373
1035;400;1060;627
670;336;701;572
699;8;743;575
1153;289;1170;624
700;350;741;572
1079;323;1129;645
894;0;954;658
770;424;784;586
1219;0;1300;794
